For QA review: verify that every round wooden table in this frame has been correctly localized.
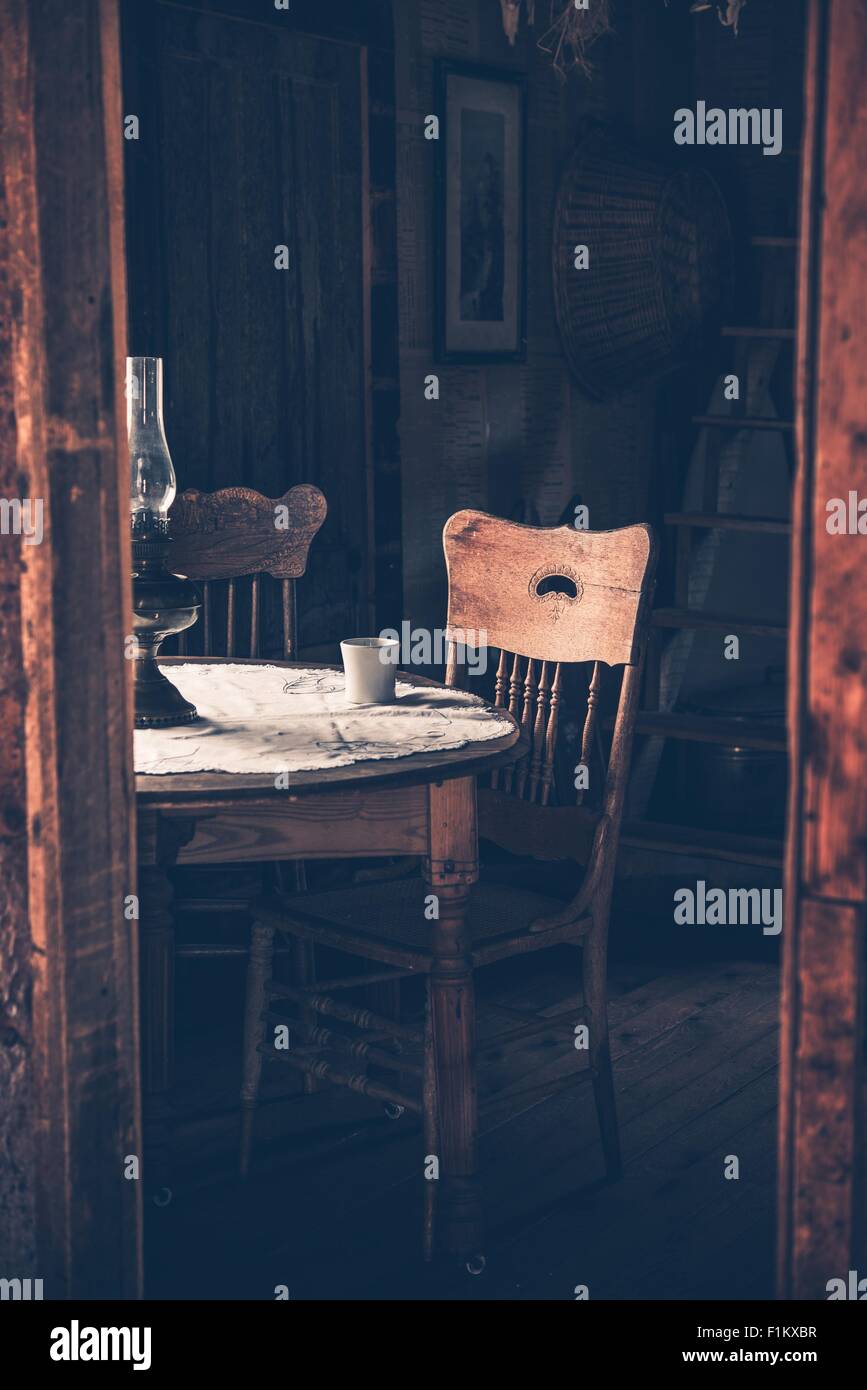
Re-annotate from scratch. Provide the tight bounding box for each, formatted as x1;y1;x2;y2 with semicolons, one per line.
135;658;521;1258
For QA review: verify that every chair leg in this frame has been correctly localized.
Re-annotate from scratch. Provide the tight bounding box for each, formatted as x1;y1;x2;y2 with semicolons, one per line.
422;984;439;1262
277;860;320;1095
584;912;622;1181
292;938;321;1095
239;920;275;1178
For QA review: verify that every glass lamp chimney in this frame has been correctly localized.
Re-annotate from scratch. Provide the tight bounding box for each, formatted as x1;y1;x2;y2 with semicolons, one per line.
127;353;200;727
127;356;176;535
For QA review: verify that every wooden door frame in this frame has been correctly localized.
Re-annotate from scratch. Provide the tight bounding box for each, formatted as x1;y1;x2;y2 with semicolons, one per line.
11;0;867;1305
779;0;867;1300
2;0;397;1301
0;0;140;1297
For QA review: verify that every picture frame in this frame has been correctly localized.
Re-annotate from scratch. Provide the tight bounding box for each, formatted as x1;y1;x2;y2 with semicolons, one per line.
434;60;527;364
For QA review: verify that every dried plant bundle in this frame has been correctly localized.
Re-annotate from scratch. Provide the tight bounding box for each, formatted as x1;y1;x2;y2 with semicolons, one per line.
499;0;522;46
535;1;614;79
689;0;748;31
717;0;747;33
502;0;744;79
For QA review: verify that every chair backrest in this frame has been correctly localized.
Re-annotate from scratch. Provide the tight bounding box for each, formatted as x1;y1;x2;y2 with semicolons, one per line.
169;484;327;659
442;509;657;854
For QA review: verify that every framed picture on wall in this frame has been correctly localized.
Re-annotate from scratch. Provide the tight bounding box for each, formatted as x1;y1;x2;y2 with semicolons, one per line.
435;60;527;363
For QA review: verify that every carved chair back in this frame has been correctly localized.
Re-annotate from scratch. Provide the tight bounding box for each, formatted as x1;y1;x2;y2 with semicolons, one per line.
442;509;657;861
169;484;327;659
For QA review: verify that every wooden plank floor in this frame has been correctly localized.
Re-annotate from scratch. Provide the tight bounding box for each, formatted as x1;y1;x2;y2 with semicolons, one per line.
146;946;779;1300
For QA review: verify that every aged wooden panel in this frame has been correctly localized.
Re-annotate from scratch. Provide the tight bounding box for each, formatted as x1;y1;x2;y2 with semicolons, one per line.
0;0;36;1272
800;91;867;899
444;510;656;667
788;900;864;1292
0;0;140;1296
779;0;867;1300
173;787;429;866
122;2;368;650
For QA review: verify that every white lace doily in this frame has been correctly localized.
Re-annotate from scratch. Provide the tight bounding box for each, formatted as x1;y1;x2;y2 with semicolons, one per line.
134;664;513;776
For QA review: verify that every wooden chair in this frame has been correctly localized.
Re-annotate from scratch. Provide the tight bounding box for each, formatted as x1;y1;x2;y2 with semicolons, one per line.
239;508;657;1261
170;484;327;662
167;482;327;978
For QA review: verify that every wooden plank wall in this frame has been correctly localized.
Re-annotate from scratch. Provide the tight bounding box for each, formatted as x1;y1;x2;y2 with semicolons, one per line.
121;0;391;654
779;0;867;1300
0;0;140;1297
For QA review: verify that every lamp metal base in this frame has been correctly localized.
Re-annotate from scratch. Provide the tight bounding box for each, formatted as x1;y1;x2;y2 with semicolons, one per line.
131;531;201;730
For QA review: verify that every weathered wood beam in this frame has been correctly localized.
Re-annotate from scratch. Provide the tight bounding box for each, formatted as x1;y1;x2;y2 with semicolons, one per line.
0;0;140;1297
0;2;36;1273
779;0;867;1301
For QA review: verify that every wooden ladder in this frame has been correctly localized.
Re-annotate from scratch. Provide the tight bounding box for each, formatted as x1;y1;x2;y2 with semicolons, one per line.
621;233;798;869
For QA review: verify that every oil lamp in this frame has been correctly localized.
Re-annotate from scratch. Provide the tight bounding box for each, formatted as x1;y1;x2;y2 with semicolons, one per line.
127;355;201;727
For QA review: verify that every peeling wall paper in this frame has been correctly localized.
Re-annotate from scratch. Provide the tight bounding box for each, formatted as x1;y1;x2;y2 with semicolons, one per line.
521;361;572;522
396;120;433;352
399;354;490;625
443;368;490;513
528;37;563;127
570;383;657;530
398;351;446;618
420;0;477;60
525;132;561;352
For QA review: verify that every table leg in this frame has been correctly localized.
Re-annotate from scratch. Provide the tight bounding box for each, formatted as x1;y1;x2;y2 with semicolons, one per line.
425;776;481;1264
137;813;194;1204
139;859;176;1203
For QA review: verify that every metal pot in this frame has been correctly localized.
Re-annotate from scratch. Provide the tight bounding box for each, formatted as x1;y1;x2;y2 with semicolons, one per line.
678;673;787;835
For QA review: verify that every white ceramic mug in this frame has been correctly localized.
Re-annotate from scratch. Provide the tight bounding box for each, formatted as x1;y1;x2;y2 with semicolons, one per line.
340;637;399;705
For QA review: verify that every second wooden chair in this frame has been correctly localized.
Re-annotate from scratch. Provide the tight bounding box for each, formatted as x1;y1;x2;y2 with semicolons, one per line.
239;507;657;1263
167;482;327;1047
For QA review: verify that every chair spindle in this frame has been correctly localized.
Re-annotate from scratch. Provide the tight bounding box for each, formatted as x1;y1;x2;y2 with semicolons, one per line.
577;662;603;806
527;660;551;803
202;583;212;655
540;663;563;807
503;653;524;793
250;576;260;657
226;579;236;657
490;649;510;790
514;659;538;799
282;578;297;661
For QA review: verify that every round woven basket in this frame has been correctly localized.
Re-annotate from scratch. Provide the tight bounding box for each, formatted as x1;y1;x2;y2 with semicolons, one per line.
553;127;733;398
